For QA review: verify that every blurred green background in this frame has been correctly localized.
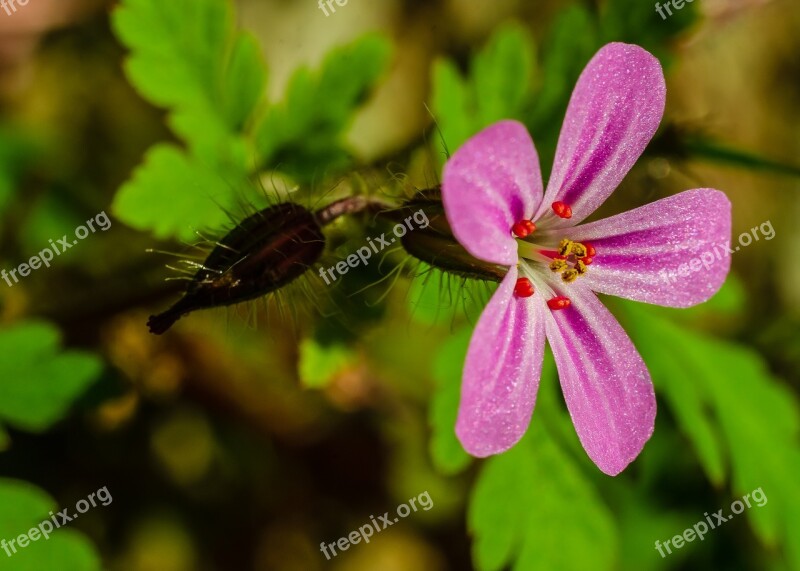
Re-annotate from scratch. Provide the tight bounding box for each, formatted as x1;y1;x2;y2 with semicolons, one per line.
1;0;799;569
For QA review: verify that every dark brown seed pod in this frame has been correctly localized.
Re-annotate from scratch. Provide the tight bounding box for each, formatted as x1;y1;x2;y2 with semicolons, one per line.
387;186;506;282
147;202;325;334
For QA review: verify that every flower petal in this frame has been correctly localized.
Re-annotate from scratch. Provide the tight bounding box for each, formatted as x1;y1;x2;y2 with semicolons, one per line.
567;189;731;307
544;284;655;475
535;43;666;227
456;267;546;456
443;120;544;265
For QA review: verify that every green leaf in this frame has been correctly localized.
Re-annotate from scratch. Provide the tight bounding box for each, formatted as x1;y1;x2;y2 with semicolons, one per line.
430;58;473;155
0;321;102;433
431;23;536;159
526;5;599;167
112;0;266;239
0;125;42;217
298;338;357;389
222;32;268;132
618;301;800;568
408;265;493;326
621;306;727;485
113;0;231;155
471;23;535;127
469;420;617;571
429;328;472;475
0;479;101;570
254;34;391;180
112;144;240;241
112;0;264;155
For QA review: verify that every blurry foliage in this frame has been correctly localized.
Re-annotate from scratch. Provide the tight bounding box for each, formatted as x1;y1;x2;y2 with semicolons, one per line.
0;127;41;223
0;479;102;571
253;35;391;177
619;298;800;570
0;322;103;568
432;23;535;157
429;328;472;475
298;337;357;389
0;321;101;434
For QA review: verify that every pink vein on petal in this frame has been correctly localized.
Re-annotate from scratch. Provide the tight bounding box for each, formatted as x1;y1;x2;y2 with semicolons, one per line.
535;43;666;227
544;284;655;476
443;120;544;266
456;267;547;456
568;189;732;307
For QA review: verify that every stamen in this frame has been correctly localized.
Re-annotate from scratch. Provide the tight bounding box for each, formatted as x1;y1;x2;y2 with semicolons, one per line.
571;243;587;258
580;256;593;265
547;296;571;310
584;242;596;257
552;201;572;219
549;259;568;272
514;277;535;298
561;269;579;283
511;220;536;238
558;239;573;256
575;260;588;274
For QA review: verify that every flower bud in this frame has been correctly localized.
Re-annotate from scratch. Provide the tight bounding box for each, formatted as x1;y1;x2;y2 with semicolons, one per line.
388;187;506;282
148;202;325;334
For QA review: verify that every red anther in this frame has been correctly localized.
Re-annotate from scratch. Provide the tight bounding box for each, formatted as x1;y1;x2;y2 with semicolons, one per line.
514;277;535;298
547;296;571;310
584;242;596;257
551;201;572;219
511;220;536;238
580;256;593;265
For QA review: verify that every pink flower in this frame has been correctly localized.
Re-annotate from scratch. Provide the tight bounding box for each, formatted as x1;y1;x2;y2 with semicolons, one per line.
442;43;731;475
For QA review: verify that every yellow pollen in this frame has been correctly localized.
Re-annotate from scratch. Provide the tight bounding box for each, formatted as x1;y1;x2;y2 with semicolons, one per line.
561;269;579;282
575;260;588;274
558;239;573;256
549;259;568;272
571;243;587;258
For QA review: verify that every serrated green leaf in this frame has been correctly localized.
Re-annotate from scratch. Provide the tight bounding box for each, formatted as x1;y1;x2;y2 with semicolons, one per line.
254;34;391;180
472;23;535;127
429;328;472;475
430;58;472;155
112;144;239;241
620;306;727;485
0;321;102;433
526;5;599;161
618;301;800;568
0;479;102;571
112;0;238;155
112;0;231;108
469;421;617;571
222;32;268;131
431;23;536;162
112;0;267;238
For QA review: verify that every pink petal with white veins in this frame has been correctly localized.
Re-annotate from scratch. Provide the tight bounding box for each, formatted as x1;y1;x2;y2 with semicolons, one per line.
535;43;666;228
456;267;547;456
544;284;656;475
443;120;544;266
568;189;731;307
